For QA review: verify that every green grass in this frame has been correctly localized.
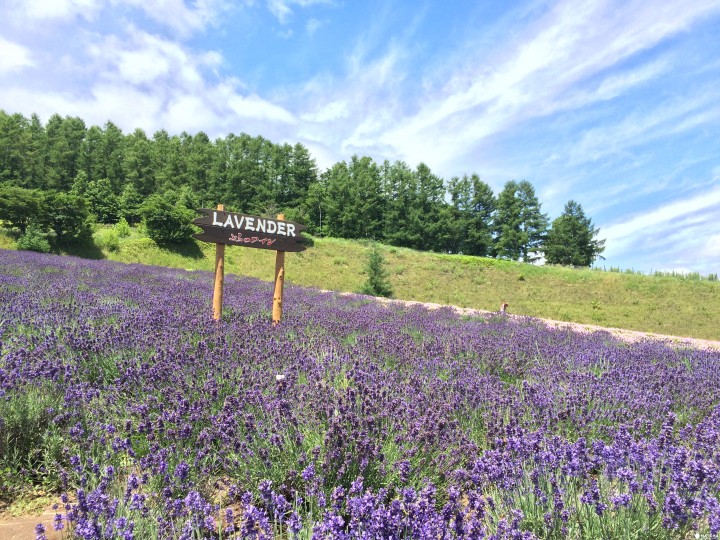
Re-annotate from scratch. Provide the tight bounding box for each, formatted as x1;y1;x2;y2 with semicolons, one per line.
1;226;719;340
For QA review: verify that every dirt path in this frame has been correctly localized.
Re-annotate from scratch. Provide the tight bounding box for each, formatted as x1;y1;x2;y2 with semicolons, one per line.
0;506;64;540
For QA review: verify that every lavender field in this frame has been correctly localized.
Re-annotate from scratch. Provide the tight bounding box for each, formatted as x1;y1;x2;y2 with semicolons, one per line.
2;250;720;539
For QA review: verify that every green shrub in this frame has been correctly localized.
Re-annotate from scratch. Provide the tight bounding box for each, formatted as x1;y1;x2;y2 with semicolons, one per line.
359;244;393;298
95;228;120;252
15;224;51;253
115;217;131;238
140;194;195;244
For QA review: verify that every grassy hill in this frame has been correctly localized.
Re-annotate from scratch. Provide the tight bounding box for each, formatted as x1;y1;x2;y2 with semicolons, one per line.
2;226;718;340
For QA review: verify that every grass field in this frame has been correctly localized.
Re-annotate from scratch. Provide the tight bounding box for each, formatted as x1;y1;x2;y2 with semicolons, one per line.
1;226;718;340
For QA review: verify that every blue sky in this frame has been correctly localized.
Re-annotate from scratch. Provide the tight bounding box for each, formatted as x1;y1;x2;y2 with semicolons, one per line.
1;0;720;275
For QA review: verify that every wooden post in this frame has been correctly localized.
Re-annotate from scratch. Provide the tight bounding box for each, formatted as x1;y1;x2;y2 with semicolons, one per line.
272;213;286;324
213;204;225;321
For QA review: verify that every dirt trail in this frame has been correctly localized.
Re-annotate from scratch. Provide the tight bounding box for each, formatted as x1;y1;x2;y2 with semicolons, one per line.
0;506;64;540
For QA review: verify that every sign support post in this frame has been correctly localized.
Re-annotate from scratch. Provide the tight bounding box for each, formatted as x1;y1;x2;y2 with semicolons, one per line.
192;208;306;323
213;204;225;321
272;214;285;324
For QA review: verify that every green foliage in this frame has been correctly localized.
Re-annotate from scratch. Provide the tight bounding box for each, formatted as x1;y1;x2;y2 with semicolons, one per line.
447;173;496;255
40;191;92;246
0;184;42;234
545;200;606;266
0;384;66;490
115;217;131;238
319;156;385;239
119;183;144;224
495;180;549;262
0;109;608;268
360;244;393;298
140;193;196;244
45;113;86;191
15;223;51;253
86;177;120;223
95;227;121;252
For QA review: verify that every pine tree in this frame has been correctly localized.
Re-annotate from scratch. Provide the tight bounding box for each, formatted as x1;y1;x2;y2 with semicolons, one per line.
545;200;605;266
494;180;548;262
360;244;393;298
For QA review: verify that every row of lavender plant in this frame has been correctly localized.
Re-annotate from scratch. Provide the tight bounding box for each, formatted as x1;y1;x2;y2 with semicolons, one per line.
1;249;719;539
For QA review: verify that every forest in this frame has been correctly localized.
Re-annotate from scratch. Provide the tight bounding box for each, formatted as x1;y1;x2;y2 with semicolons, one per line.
0;110;604;266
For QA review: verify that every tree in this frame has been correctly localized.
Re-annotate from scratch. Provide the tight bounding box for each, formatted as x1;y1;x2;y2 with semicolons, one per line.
123;128;154;195
85;178;120;223
0;111;30;186
544;200;605;266
321;156;384;239
101;121;125;193
15;223;51;253
494;180;548;262
45;114;86;191
360;244;393;298
40;191;92;246
448;174;496;255
139;193;195;244
118;183;144;224
0;184;41;234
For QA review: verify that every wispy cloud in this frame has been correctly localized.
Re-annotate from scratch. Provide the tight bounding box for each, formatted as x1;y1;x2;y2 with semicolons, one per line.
602;187;720;259
5;0;101;22
266;0;332;24
336;0;720;170
0;36;34;73
568;90;720;165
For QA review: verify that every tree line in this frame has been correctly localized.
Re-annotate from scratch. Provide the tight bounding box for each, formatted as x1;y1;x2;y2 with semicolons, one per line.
0;110;605;265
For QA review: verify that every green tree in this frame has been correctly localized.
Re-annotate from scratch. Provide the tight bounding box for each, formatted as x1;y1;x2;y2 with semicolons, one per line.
101;121;125;193
360;244;393;298
15;223;51;253
381;160;422;249
447;174;496;255
415;162;449;252
119;183;144;224
123;128;155;195
139;193;195;244
0;111;30;186
0;184;42;234
25;113;47;189
321;156;385;239
85;178;120;223
40;191;92;246
545;200;605;266
79;124;105;183
495;180;548;262
45;114;86;191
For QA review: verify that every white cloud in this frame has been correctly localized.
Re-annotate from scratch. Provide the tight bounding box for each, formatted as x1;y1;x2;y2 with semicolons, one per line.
568;91;720;165
266;0;332;24
699;234;720;258
111;0;227;36
306;17;323;36
0;36;34;73
357;0;720;169
301;100;349;123
224;91;295;124
602;187;720;257
8;0;101;21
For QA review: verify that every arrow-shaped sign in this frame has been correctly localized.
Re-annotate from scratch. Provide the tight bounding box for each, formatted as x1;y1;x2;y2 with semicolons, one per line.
192;209;307;252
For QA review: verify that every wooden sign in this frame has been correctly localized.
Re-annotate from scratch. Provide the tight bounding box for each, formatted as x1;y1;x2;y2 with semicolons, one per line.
192;209;307;252
195;206;307;324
